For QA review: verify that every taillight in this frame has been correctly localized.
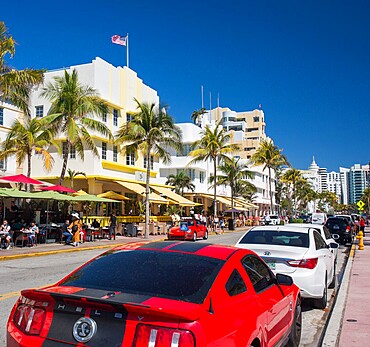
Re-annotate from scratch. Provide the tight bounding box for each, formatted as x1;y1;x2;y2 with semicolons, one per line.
346;226;351;232
133;324;195;347
288;258;318;269
13;298;47;335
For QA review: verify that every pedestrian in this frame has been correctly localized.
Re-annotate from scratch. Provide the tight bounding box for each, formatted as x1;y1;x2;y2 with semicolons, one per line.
220;217;225;234
109;211;117;240
69;213;82;247
214;215;219;234
360;216;366;236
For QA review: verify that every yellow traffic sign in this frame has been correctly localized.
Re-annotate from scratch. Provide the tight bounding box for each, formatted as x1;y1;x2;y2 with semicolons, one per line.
357;200;365;209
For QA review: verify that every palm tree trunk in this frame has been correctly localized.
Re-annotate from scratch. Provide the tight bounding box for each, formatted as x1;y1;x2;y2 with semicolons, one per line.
59;145;69;185
268;166;273;214
26;151;31;192
144;148;151;239
213;158;217;217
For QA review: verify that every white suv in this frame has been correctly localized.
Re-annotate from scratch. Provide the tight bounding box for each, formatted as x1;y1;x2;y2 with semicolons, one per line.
269;215;281;225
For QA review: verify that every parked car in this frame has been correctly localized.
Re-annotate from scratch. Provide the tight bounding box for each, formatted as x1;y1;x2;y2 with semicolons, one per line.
326;217;353;245
235;225;336;309
310;213;327;225
288;223;340;263
7;241;302;347
167;218;208;241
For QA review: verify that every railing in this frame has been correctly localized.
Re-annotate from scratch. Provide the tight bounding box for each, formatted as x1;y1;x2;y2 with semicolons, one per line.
83;215;171;227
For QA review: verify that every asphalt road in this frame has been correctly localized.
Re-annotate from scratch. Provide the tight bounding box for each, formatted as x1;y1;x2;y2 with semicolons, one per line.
0;231;349;346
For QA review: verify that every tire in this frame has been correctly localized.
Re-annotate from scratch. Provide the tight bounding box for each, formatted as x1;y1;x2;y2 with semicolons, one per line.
203;230;208;240
192;232;197;242
314;274;328;309
285;297;302;347
329;263;336;289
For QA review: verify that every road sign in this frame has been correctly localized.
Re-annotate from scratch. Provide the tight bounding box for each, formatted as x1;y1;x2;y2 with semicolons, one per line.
357;200;365;209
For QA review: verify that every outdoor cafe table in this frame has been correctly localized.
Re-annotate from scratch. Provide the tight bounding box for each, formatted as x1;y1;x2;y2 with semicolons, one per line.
84;227;99;241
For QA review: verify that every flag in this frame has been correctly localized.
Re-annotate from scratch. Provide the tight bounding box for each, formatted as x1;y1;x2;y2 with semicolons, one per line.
111;35;127;46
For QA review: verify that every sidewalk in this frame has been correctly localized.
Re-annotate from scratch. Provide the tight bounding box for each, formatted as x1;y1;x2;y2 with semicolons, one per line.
323;226;370;346
0;233;167;261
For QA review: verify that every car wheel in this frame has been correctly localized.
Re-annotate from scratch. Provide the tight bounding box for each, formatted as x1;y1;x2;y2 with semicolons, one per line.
329;263;336;289
285;297;302;347
203;230;208;240
192;232;197;242
314;274;327;309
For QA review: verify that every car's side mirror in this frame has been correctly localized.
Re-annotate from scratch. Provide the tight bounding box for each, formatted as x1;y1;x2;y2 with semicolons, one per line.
329;242;339;249
276;273;294;286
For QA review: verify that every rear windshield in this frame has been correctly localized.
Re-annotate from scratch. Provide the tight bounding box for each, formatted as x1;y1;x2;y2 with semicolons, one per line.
60;250;224;304
326;218;347;228
239;230;309;248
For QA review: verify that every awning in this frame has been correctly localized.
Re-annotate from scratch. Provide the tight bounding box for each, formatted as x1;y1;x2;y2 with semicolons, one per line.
97;191;130;201
115;181;170;204
191;193;232;206
150;185;196;206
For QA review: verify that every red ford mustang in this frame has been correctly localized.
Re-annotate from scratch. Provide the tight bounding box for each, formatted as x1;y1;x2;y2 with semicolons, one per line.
167;219;208;241
7;241;301;347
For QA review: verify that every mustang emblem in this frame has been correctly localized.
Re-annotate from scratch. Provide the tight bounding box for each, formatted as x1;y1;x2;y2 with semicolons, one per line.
73;317;97;343
263;251;271;256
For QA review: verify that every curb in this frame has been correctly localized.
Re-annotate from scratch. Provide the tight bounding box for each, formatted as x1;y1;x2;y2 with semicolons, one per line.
321;243;356;347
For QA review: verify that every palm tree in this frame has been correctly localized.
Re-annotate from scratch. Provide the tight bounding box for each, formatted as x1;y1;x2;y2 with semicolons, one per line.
115;99;182;239
165;170;195;195
0;117;55;180
41;69;113;185
281;168;304;213
188;122;239;217
66;169;86;189
250;138;289;214
361;188;370;213
191;107;206;125
210;157;254;211
0;21;44;116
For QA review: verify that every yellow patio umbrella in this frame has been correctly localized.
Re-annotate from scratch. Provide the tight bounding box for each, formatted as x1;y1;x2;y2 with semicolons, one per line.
73;189;88;196
97;191;130;201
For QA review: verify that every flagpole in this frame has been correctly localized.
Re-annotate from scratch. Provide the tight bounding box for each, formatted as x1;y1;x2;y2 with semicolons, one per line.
201;85;204;109
126;33;129;68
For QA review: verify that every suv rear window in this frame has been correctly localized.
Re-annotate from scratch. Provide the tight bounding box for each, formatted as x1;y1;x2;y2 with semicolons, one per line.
239;230;309;248
60;250;224;304
326;218;348;228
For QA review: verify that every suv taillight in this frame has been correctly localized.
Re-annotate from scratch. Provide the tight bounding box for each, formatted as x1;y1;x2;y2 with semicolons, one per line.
133;324;195;347
288;258;318;269
346;226;351;232
13;300;46;335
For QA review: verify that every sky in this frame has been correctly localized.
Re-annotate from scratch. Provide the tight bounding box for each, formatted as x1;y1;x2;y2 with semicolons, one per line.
3;0;370;171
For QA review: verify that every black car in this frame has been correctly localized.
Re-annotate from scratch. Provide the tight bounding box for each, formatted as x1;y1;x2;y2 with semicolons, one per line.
325;217;353;245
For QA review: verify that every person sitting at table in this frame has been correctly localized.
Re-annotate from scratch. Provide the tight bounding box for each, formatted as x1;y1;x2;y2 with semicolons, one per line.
0;220;12;250
62;219;72;244
91;219;100;228
28;221;39;247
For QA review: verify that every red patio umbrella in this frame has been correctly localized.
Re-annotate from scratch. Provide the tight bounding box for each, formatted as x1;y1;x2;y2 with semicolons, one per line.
0;174;44;185
40;185;76;193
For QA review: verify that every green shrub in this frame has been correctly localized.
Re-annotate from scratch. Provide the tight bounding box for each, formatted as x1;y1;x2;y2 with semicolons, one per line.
291;218;304;223
279;220;285;225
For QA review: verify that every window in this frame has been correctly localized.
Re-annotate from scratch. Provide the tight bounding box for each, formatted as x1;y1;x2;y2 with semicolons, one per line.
102;142;107;160
253;116;260;122
126;151;135;166
113;108;119;126
242;255;274;293
0;107;3;125
144;155;154;170
225;269;247;296
62;142;76;159
102;112;107;122
126;113;134;122
35;105;44;117
200;171;205;183
113;145;118;162
186;169;195;180
314;230;327;250
70;145;76;159
0;159;7;171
